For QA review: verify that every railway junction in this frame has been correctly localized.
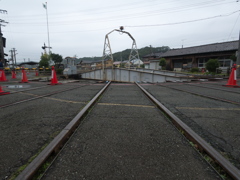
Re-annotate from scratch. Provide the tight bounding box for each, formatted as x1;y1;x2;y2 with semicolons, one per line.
0;71;240;179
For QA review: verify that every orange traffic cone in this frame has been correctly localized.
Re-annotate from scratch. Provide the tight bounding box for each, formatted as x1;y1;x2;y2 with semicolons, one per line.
48;66;61;85
11;70;16;79
19;68;29;83
0;85;10;95
223;64;240;88
0;69;8;82
35;70;39;76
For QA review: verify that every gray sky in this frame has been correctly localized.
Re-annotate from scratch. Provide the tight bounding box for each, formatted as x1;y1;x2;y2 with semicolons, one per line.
1;0;240;62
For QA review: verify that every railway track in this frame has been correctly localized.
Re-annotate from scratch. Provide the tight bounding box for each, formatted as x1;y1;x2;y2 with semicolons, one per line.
157;83;240;105
15;82;240;180
0;83;97;108
4;85;49;94
188;83;240;94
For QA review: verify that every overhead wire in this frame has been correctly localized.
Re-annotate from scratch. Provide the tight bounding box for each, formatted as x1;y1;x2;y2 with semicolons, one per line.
124;10;240;28
5;0;189;19
2;0;239;59
6;0;233;26
4;8;239;35
227;11;240;41
4;8;239;36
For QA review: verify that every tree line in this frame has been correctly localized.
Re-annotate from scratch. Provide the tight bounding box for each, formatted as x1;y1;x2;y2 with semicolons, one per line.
39;46;170;67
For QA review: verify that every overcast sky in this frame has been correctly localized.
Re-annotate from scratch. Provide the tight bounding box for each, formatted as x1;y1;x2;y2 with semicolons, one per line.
1;0;240;62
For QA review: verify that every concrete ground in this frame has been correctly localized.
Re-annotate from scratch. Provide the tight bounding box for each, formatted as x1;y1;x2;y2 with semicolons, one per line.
0;74;105;179
142;81;240;170
1;72;238;179
42;83;221;179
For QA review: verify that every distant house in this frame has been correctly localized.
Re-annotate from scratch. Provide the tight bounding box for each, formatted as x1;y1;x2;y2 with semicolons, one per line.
142;52;163;61
149;60;160;70
113;61;121;68
113;59;143;68
161;40;238;72
17;61;39;69
63;57;79;66
143;61;150;69
78;59;113;70
144;40;238;72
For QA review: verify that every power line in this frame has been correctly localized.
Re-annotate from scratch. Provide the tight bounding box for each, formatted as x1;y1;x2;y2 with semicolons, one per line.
227;11;240;41
3;27;115;34
6;0;228;20
5;0;234;26
124;10;240;28
3;9;240;34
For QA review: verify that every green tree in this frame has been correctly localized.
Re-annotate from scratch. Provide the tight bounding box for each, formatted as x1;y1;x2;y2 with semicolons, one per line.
159;58;166;69
230;54;237;62
51;53;63;65
205;59;219;73
112;46;170;61
39;53;50;68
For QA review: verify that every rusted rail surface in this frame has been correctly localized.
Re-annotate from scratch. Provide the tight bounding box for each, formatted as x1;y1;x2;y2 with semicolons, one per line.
136;82;240;180
16;81;111;180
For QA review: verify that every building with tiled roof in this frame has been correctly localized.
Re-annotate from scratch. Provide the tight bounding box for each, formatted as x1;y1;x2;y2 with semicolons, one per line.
145;40;238;72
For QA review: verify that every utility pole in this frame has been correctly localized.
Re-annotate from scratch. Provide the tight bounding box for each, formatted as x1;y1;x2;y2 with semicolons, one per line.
9;49;13;67
182;39;186;48
42;2;54;66
0;9;8;66
13;48;17;66
149;45;153;55
43;2;52;55
10;48;17;67
0;25;4;63
237;31;240;78
0;22;8;66
43;2;51;55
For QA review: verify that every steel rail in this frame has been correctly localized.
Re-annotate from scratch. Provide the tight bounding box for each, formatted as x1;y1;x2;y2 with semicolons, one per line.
3;80;90;95
16;81;111;180
136;82;240;180
187;83;240;94
6;85;49;94
5;82;88;95
0;85;87;109
158;83;240;105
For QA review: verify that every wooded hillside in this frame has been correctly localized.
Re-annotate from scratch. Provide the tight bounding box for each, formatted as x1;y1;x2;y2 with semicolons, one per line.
78;46;170;61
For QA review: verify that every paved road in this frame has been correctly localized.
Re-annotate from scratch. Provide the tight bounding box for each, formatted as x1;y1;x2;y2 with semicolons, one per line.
43;83;220;179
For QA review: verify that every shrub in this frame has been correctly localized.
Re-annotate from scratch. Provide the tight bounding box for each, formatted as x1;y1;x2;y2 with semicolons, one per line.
190;67;199;73
159;58;166;68
205;59;219;73
56;69;63;74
